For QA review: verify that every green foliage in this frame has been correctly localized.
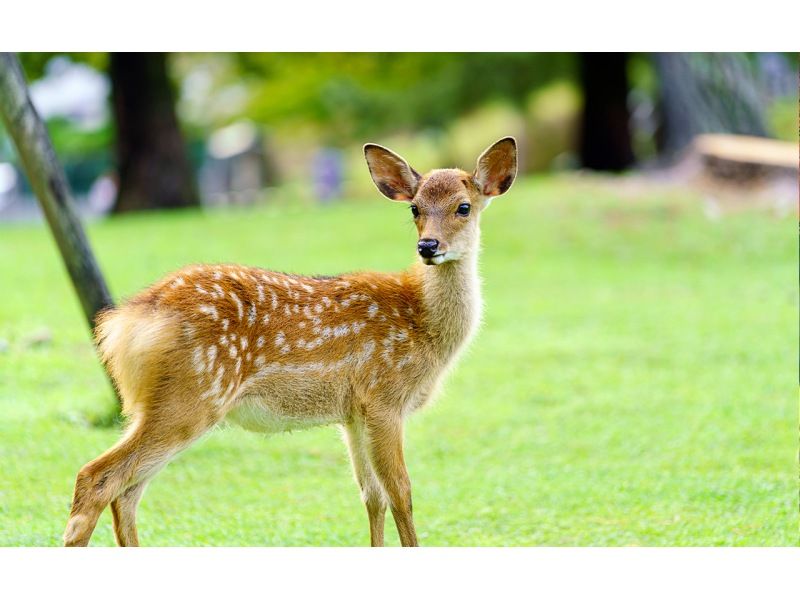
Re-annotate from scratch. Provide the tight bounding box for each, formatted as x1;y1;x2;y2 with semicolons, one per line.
17;52;108;81
228;53;577;141
0;176;795;546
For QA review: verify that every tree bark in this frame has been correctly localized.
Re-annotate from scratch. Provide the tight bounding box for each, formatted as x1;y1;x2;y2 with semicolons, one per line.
653;53;769;158
0;53;114;329
109;52;198;212
578;52;635;171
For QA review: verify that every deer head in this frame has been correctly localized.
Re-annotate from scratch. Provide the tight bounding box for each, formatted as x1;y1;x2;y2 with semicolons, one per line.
364;137;517;265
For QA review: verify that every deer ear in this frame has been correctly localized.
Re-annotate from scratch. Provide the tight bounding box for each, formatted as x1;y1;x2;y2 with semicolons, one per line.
474;137;517;197
364;144;421;201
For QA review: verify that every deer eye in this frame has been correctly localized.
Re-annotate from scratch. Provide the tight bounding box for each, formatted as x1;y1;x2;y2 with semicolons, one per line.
410;205;419;218
456;203;471;216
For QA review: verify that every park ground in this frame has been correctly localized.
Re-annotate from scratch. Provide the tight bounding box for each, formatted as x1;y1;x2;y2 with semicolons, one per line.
0;174;796;546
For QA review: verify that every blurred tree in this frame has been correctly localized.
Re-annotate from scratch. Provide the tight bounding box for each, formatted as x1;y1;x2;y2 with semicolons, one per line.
110;53;198;212
19;52;198;212
578;53;634;171
653;53;770;157
220;53;577;141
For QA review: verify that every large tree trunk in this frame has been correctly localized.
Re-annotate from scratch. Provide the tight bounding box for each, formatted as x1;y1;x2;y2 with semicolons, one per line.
110;52;198;212
653;53;769;158
578;52;635;171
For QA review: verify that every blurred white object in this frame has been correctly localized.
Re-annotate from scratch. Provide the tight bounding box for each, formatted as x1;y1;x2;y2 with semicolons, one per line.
29;57;109;129
0;162;17;194
208;121;258;160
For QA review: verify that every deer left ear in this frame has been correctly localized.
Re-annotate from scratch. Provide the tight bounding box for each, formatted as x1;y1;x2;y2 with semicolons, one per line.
474;137;517;197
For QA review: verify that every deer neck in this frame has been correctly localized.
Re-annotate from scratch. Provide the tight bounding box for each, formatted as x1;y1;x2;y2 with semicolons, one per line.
416;245;482;359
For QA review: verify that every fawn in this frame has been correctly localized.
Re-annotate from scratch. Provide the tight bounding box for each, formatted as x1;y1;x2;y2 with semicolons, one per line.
63;137;517;547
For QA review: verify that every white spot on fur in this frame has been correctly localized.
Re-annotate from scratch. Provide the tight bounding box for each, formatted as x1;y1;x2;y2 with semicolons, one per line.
230;292;244;320
298;321;306;329
257;285;265;304
270;290;279;311
235;357;241;374
283;305;291;316
207;345;218;369
314;303;323;313
192;346;205;373
222;318;229;332
301;283;313;292
367;303;379;318
212;283;225;298
240;337;248;350
280;345;291;354
195;284;208;295
247;303;257;326
321;296;332;307
214;270;222;280
275;331;286;346
255;355;265;367
229;345;238;358
256;336;265;348
199;304;219;320
262;313;270;325
171;277;185;288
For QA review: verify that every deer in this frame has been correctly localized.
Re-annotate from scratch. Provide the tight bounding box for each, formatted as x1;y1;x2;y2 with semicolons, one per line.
63;137;517;547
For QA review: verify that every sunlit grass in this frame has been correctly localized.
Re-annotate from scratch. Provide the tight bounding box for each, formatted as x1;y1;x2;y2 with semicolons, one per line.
0;175;796;546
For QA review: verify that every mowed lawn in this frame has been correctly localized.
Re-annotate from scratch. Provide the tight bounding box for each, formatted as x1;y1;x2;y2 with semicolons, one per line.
0;175;796;546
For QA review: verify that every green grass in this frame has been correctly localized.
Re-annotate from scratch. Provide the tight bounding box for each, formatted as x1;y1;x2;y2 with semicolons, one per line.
0;175;796;546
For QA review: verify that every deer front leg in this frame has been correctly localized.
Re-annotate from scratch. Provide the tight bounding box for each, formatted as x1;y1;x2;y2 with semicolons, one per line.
364;412;418;547
344;420;387;546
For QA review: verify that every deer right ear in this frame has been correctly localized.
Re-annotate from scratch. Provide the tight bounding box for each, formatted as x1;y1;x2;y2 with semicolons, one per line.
364;144;421;201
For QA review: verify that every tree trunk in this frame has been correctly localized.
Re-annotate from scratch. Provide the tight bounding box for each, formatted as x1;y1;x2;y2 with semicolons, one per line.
0;53;121;407
0;53;114;329
110;52;198;212
653;53;769;158
579;52;635;171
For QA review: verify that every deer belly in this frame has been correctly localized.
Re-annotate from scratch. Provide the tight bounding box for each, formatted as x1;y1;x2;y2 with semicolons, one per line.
225;374;346;434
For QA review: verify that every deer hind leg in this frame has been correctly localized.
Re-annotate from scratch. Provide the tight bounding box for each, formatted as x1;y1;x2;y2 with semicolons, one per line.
109;478;150;547
344;419;387;547
364;411;418;547
64;404;220;547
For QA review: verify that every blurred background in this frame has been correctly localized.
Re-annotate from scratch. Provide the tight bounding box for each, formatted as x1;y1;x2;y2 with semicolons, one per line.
0;53;797;546
0;52;797;217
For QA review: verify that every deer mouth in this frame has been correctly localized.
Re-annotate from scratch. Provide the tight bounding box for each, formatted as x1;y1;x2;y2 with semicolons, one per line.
422;253;449;266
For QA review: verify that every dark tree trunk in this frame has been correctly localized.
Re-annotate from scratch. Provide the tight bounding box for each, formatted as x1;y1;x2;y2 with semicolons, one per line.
0;52;121;406
109;52;198;212
579;52;635;171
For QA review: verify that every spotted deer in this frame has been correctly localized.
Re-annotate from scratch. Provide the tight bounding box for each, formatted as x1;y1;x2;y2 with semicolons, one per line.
63;137;517;547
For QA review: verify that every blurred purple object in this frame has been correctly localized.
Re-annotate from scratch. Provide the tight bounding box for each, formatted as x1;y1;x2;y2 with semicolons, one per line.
313;147;343;203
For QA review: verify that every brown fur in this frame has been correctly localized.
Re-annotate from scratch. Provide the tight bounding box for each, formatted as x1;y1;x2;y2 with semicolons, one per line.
63;137;517;547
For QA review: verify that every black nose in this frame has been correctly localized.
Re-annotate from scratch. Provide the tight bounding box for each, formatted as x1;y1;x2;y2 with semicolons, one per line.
417;238;440;258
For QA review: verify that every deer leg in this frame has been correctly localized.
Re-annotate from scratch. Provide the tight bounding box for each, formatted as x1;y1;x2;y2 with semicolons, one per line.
344;420;387;547
110;478;150;547
365;413;418;547
64;410;216;547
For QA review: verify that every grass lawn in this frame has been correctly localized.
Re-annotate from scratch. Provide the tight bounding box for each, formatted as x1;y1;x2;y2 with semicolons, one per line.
0;175;796;546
